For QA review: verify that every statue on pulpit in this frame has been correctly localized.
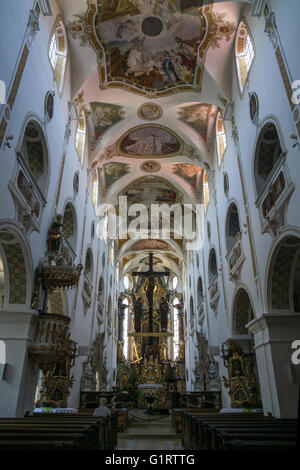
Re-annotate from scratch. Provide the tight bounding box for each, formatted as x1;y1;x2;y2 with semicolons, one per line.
159;297;169;331
47;214;63;253
133;295;143;332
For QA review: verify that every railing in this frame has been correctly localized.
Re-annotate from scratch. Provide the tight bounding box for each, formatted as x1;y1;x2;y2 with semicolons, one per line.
82;272;94;309
226;232;245;282
255;153;295;236
208;275;219;310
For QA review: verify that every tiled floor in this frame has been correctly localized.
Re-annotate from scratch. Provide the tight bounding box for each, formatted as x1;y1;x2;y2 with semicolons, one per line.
117;410;182;450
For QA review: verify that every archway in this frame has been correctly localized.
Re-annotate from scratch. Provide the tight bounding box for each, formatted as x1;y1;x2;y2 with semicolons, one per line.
232;288;254;335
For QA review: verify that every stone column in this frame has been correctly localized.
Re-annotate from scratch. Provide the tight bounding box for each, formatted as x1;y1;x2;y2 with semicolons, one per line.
248;314;300;418
0;311;38;417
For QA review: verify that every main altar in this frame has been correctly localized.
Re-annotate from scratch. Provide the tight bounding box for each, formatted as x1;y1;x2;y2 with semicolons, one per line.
117;254;186;410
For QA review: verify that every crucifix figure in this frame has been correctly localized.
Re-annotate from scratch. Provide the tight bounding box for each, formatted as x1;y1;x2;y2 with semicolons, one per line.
132;253;170;344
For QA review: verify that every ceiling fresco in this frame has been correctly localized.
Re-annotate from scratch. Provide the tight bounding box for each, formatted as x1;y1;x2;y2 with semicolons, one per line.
94;0;207;93
102;162;130;190
118;125;182;158
172;163;203;194
88;102;125;142
131;239;171;251
137;102;163;121
121;176;180;204
178;103;217;147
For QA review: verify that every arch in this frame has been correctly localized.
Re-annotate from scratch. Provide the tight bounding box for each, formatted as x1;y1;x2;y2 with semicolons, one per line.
62;202;77;252
0;224;33;309
76;112;87;164
216;111;227;165
92;169;99;209
226;202;241;250
20;118;49;196
208;248;218;283
85;248;93;281
98;276;104;298
203;170;210;208
49;18;68;94
197;276;203;304
254;122;283;195
232;288;254;336
267;235;300;313
0;340;5;364
235;21;255;94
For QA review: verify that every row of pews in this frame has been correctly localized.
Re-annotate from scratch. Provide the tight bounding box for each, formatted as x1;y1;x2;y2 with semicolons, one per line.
182;410;298;450
0;412;118;450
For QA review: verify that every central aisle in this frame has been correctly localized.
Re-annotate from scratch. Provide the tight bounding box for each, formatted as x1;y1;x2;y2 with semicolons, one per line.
117;410;182;450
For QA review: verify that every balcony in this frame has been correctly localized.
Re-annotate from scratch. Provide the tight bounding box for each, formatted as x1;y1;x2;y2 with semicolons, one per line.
82;272;94;310
255;153;295;237
208;275;219;311
226;232;245;283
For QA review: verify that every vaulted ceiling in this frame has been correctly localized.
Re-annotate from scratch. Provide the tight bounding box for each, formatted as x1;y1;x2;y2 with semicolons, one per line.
56;0;251;279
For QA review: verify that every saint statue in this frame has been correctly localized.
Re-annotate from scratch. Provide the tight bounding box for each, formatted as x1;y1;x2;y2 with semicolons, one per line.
133;295;143;333
47;214;63;253
159;341;167;361
159;297;169;331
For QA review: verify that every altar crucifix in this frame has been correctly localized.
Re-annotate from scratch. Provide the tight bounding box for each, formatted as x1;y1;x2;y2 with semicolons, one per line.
132;253;170;345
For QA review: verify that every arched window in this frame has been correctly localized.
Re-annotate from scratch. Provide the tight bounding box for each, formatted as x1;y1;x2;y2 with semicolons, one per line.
122;297;129;360
173;297;180;360
92;169;98;209
226;203;241;250
85;249;93;281
235;21;255;93
49;20;67;94
21;120;49;194
233;288;254;335
76;113;86;164
203;170;210;207
62;202;77;252
197;276;203;304
0;340;5;364
172;275;178;290
216;112;227;164
0;253;5;309
208;248;217;283
254;123;283;194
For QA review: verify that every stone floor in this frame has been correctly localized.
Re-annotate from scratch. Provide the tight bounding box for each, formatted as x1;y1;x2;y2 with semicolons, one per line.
117;410;182;450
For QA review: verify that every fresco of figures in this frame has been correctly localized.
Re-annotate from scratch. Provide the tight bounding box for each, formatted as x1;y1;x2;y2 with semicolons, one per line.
102;162;130;190
95;1;207;91
172;163;203;193
178;103;216;144
88;102;124;141
118;125;182;157
122;176;180;204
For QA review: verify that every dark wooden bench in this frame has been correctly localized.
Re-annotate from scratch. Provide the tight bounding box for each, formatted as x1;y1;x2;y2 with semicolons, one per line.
0;412;118;450
181;411;298;451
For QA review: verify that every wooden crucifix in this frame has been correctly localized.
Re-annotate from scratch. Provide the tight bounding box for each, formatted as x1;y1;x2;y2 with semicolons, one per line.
132;253;170;344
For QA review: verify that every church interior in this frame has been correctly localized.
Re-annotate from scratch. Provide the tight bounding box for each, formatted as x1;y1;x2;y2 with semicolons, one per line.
0;0;299;452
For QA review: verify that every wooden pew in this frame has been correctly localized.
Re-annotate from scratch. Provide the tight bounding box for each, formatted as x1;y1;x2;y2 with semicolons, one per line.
0;412;118;450
181;411;298;451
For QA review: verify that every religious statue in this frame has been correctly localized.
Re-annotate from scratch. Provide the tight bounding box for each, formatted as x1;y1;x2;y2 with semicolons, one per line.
133;295;143;333
159;297;169;331
159;341;167;361
47;214;63;253
117;340;124;362
178;340;185;360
